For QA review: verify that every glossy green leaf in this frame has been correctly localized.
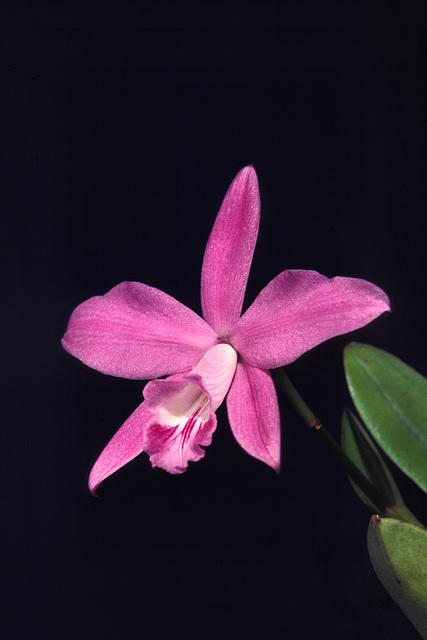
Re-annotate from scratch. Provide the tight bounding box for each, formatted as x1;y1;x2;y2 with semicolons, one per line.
341;408;403;513
344;344;427;493
367;516;427;639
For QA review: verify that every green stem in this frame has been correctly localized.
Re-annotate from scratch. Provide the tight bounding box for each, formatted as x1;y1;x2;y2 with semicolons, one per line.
272;368;425;528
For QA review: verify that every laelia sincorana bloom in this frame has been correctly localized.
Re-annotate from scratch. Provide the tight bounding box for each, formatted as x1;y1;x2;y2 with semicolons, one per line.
62;167;390;493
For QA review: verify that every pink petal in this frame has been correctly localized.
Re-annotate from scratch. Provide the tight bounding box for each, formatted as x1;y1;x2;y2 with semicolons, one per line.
88;401;152;495
226;360;281;471
62;281;217;379
229;270;391;369
201;166;260;337
142;343;238;473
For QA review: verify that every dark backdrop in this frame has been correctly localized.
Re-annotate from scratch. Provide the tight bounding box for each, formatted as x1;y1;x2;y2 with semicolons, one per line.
2;2;426;639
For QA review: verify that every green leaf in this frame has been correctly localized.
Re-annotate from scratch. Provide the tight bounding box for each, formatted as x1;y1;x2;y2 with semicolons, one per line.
344;344;427;493
367;516;427;639
341;408;403;513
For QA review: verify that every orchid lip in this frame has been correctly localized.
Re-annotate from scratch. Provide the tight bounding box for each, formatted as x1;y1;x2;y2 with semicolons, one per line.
140;343;238;473
142;378;216;474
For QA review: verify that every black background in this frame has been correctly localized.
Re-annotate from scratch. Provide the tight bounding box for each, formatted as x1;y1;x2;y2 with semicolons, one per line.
2;2;427;639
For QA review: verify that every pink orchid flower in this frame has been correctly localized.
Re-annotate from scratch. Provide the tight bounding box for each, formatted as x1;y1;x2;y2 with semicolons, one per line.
62;166;390;494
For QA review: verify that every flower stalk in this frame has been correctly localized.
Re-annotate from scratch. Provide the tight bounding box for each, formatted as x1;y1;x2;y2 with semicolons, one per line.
272;367;424;527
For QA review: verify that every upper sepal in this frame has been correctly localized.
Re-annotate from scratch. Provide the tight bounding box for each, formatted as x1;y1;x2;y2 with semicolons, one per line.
201;166;260;336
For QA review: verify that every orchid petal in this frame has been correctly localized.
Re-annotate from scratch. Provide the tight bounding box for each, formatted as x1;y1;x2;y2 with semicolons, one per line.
62;281;217;379
142;343;237;473
201;166;260;336
229;270;391;369
88;401;152;495
226;360;281;471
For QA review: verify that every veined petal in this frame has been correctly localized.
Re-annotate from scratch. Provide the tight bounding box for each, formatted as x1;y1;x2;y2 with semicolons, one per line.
201;166;260;336
226;360;281;471
62;281;217;379
229;270;391;369
88;401;152;495
142;343;238;473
